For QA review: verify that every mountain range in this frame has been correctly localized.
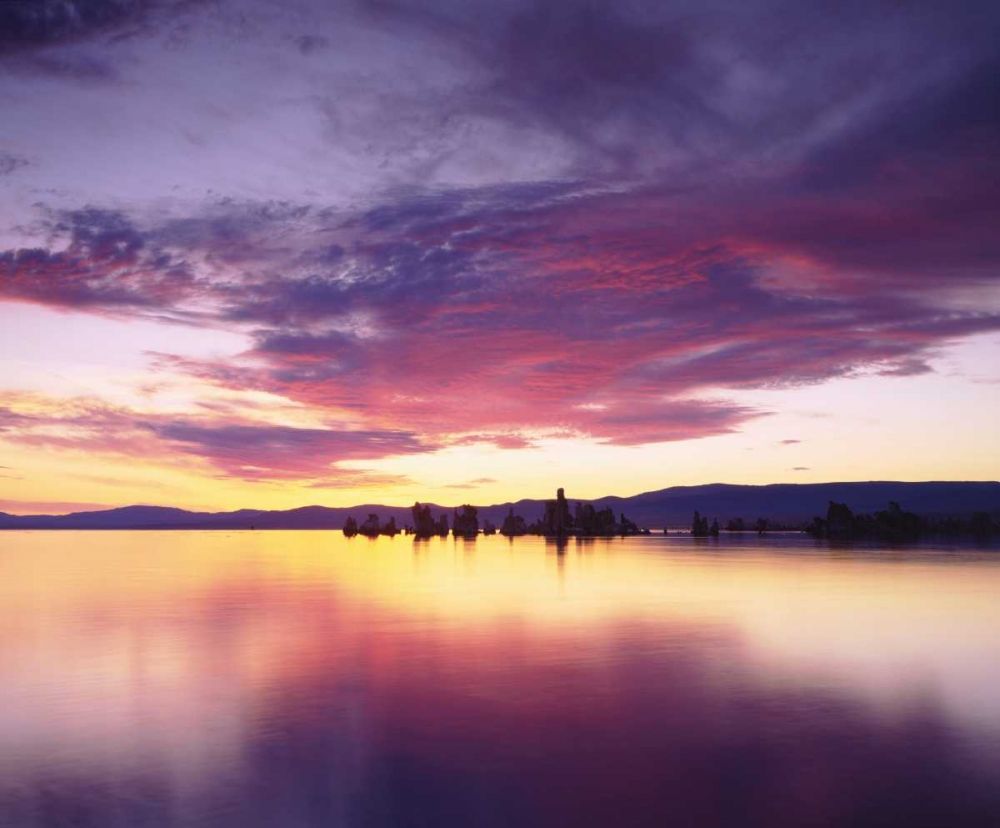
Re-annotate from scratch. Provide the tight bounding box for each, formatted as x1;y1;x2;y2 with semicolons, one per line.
1;481;997;530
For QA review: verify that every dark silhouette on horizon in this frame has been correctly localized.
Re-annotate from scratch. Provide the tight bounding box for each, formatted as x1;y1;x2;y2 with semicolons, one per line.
341;489;656;540
358;514;381;538
410;502;449;538
691;511;717;537
452;505;479;538
503;489;652;538
3;482;998;536
500;508;528;537
806;500;996;541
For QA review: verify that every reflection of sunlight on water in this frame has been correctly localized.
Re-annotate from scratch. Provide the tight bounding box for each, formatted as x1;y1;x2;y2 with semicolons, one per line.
1;531;999;826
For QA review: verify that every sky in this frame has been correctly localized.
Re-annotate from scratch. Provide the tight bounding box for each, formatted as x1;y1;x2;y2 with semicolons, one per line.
1;0;999;514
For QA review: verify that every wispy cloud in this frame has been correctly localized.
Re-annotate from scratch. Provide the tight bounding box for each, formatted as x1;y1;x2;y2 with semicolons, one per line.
0;392;433;483
0;0;998;484
444;477;498;490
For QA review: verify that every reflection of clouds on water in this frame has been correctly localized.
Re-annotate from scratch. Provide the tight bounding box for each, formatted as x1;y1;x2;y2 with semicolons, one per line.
0;575;379;825
1;532;1000;826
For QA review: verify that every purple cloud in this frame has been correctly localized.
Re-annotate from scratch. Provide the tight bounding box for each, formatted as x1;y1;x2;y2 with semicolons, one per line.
0;0;998;477
146;422;435;480
0;152;29;176
0;394;433;482
0;0;144;53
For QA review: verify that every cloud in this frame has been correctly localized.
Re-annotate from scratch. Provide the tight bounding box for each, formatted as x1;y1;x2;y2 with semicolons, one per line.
792;467;810;472
877;359;934;378
148;421;434;480
0;208;197;314
0;393;434;482
450;434;536;451
0;153;29;176
444;477;498;489
779;440;801;446
0;0;998;479
6;53;121;83
0;499;112;515
4;173;999;460
304;471;413;490
0;407;35;432
0;0;144;54
293;34;329;55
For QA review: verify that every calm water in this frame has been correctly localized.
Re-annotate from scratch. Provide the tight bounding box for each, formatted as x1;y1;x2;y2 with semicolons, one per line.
1;531;999;828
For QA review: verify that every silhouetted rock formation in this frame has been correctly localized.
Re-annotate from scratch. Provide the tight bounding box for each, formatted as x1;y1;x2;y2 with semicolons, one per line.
691;511;710;537
619;512;641;536
500;508;527;537
409;504;449;538
531;489;650;537
359;513;381;537
725;517;746;531
574;502;617;536
808;500;930;541
542;488;573;537
453;505;479;538
411;502;437;538
825;501;854;537
355;489;657;542
342;516;358;537
691;512;720;537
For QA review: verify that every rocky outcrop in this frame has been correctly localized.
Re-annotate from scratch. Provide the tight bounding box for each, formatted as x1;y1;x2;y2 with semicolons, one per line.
411;502;437;538
342;516;358;537
688;511;720;537
619;512;641;536
482;520;497;535
359;513;381;537
541;488;573;537
452;505;479;538
530;489;653;536
507;489;655;537
807;500;926;540
380;517;398;536
500;507;527;537
573;502;617;536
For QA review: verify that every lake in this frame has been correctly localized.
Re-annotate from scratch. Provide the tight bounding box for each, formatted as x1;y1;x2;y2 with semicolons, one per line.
1;531;999;827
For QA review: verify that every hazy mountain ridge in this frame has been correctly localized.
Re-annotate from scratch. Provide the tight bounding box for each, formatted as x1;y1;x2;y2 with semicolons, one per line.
0;482;997;530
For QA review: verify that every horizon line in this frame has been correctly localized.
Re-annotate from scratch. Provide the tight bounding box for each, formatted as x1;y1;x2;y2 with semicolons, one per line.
2;479;998;518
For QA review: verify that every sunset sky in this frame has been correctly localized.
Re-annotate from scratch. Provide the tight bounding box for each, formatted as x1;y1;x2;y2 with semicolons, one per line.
1;0;998;514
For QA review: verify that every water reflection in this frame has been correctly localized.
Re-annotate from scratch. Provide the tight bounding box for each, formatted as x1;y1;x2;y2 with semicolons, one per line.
1;531;999;827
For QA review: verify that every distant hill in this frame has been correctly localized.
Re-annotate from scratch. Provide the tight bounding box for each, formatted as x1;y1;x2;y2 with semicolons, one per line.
0;481;997;530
